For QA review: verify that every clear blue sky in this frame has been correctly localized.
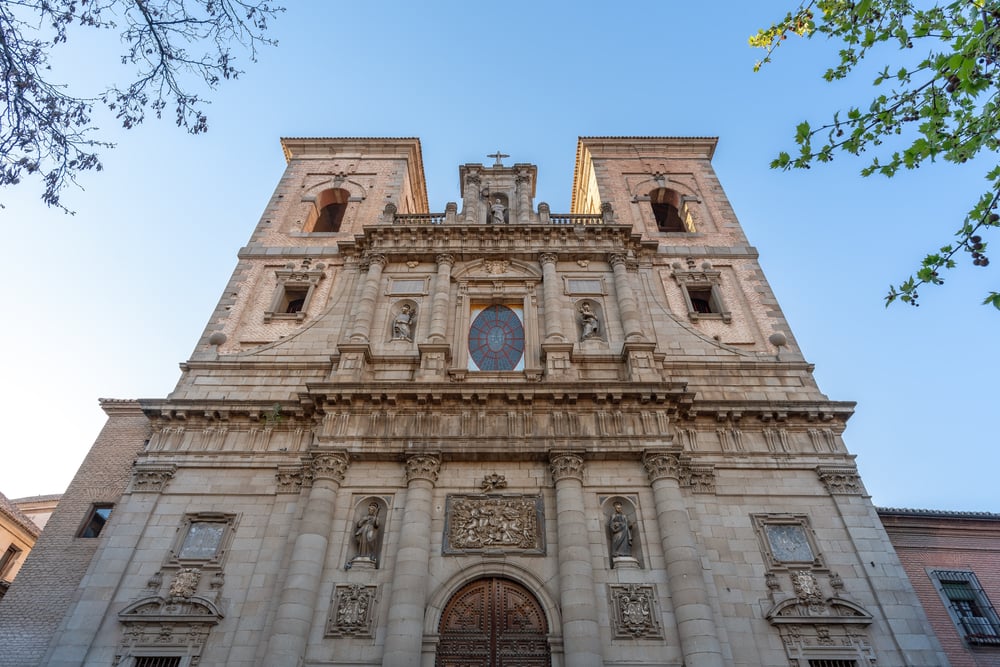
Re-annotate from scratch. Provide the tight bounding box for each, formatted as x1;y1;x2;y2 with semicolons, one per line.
1;2;996;511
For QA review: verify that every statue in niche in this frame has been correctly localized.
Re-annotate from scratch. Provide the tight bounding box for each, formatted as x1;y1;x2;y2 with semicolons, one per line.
580;303;601;340
354;502;380;561
491;198;507;225
609;501;633;558
392;304;415;341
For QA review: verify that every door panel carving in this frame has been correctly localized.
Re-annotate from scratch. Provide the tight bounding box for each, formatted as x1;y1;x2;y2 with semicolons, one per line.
437;578;550;667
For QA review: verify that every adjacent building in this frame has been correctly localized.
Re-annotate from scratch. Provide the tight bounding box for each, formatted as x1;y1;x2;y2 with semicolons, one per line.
0;137;949;667
0;491;40;600
879;507;1000;667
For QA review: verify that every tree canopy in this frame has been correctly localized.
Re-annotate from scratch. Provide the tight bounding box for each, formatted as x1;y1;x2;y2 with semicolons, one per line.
0;0;282;211
751;0;1000;308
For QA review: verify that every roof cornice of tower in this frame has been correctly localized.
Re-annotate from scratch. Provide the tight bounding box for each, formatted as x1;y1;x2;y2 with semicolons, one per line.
280;137;428;213
577;136;719;160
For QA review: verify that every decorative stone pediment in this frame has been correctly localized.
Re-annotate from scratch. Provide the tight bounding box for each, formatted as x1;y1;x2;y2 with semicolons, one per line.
452;257;542;281
118;595;224;624
115;595;224;665
766;596;873;625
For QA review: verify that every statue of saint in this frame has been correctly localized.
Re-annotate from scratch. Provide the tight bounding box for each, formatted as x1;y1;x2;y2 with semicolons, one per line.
392;304;415;341
491;198;506;225
580;303;600;340
354;502;380;561
609;501;632;558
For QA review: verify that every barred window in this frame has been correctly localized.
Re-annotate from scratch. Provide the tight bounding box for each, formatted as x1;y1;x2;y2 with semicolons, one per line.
133;657;181;667
932;569;1000;646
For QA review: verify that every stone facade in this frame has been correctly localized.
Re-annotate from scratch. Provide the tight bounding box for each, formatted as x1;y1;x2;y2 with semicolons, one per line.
0;137;949;666
879;508;1000;667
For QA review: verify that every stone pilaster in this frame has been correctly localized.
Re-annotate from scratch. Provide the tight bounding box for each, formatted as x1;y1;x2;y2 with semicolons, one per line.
382;454;441;667
643;450;723;667
549;452;604;667
263;450;349;666
609;253;643;341
350;253;387;342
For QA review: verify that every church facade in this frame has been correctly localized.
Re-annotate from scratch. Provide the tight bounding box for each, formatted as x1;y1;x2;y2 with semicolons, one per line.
0;137;947;667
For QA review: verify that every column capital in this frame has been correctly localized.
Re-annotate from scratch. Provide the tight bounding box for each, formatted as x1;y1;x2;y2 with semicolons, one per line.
436;253;455;268
405;453;441;484
365;253;387;268
643;449;683;483
549;451;585;483
310;450;349;482
539;252;559;266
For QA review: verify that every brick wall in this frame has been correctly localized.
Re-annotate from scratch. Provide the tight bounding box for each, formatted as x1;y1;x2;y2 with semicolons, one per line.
0;400;150;667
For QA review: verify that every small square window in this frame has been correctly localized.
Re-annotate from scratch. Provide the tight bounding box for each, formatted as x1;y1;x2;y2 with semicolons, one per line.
78;504;113;538
931;570;1000;645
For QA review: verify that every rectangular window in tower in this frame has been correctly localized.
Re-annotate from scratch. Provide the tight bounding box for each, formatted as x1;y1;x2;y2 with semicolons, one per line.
931;570;1000;645
77;504;113;538
133;658;182;667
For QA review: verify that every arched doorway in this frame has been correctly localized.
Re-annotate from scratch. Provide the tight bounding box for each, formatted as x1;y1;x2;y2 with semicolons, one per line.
436;577;551;667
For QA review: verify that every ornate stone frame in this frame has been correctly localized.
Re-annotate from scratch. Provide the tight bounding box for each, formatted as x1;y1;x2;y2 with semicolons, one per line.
166;512;238;569
325;584;379;638
443;494;545;555
608;584;664;639
751;513;824;571
264;260;325;322
670;260;731;323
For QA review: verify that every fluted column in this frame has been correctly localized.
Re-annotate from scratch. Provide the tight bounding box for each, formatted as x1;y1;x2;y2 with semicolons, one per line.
350;253;387;341
643;450;723;667
549;452;604;667
428;254;454;342
539;253;567;342
264;451;349;666
382;453;441;667
609;253;643;340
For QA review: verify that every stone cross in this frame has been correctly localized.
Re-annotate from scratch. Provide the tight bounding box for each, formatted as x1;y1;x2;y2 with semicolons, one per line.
487;150;509;167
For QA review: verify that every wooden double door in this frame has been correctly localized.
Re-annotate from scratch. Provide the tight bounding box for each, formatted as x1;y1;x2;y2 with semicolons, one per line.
436;577;551;667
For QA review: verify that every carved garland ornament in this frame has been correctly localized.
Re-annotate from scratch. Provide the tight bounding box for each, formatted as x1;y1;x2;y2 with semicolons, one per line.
131;463;177;493
405;454;441;484
549;452;584;483
310;451;349;483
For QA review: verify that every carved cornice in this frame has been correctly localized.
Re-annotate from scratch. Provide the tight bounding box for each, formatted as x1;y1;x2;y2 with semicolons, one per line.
816;466;864;495
549;451;585;483
405;453;441;484
310;451;349;483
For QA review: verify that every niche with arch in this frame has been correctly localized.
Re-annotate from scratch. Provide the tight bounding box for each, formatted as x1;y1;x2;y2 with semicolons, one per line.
575;298;605;343
603;496;643;568
387;299;419;344
349;497;388;567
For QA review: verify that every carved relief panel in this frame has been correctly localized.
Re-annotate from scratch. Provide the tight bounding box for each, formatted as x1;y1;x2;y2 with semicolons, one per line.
443;495;544;555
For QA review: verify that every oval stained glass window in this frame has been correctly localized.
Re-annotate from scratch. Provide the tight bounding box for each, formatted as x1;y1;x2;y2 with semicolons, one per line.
468;305;525;371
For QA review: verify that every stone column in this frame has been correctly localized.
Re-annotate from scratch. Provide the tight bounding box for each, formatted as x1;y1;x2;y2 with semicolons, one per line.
350;253;387;341
263;451;349;666
609;253;643;341
539;253;567;342
549;452;604;667
382;454;441;667
428;254;454;342
643;450;723;667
